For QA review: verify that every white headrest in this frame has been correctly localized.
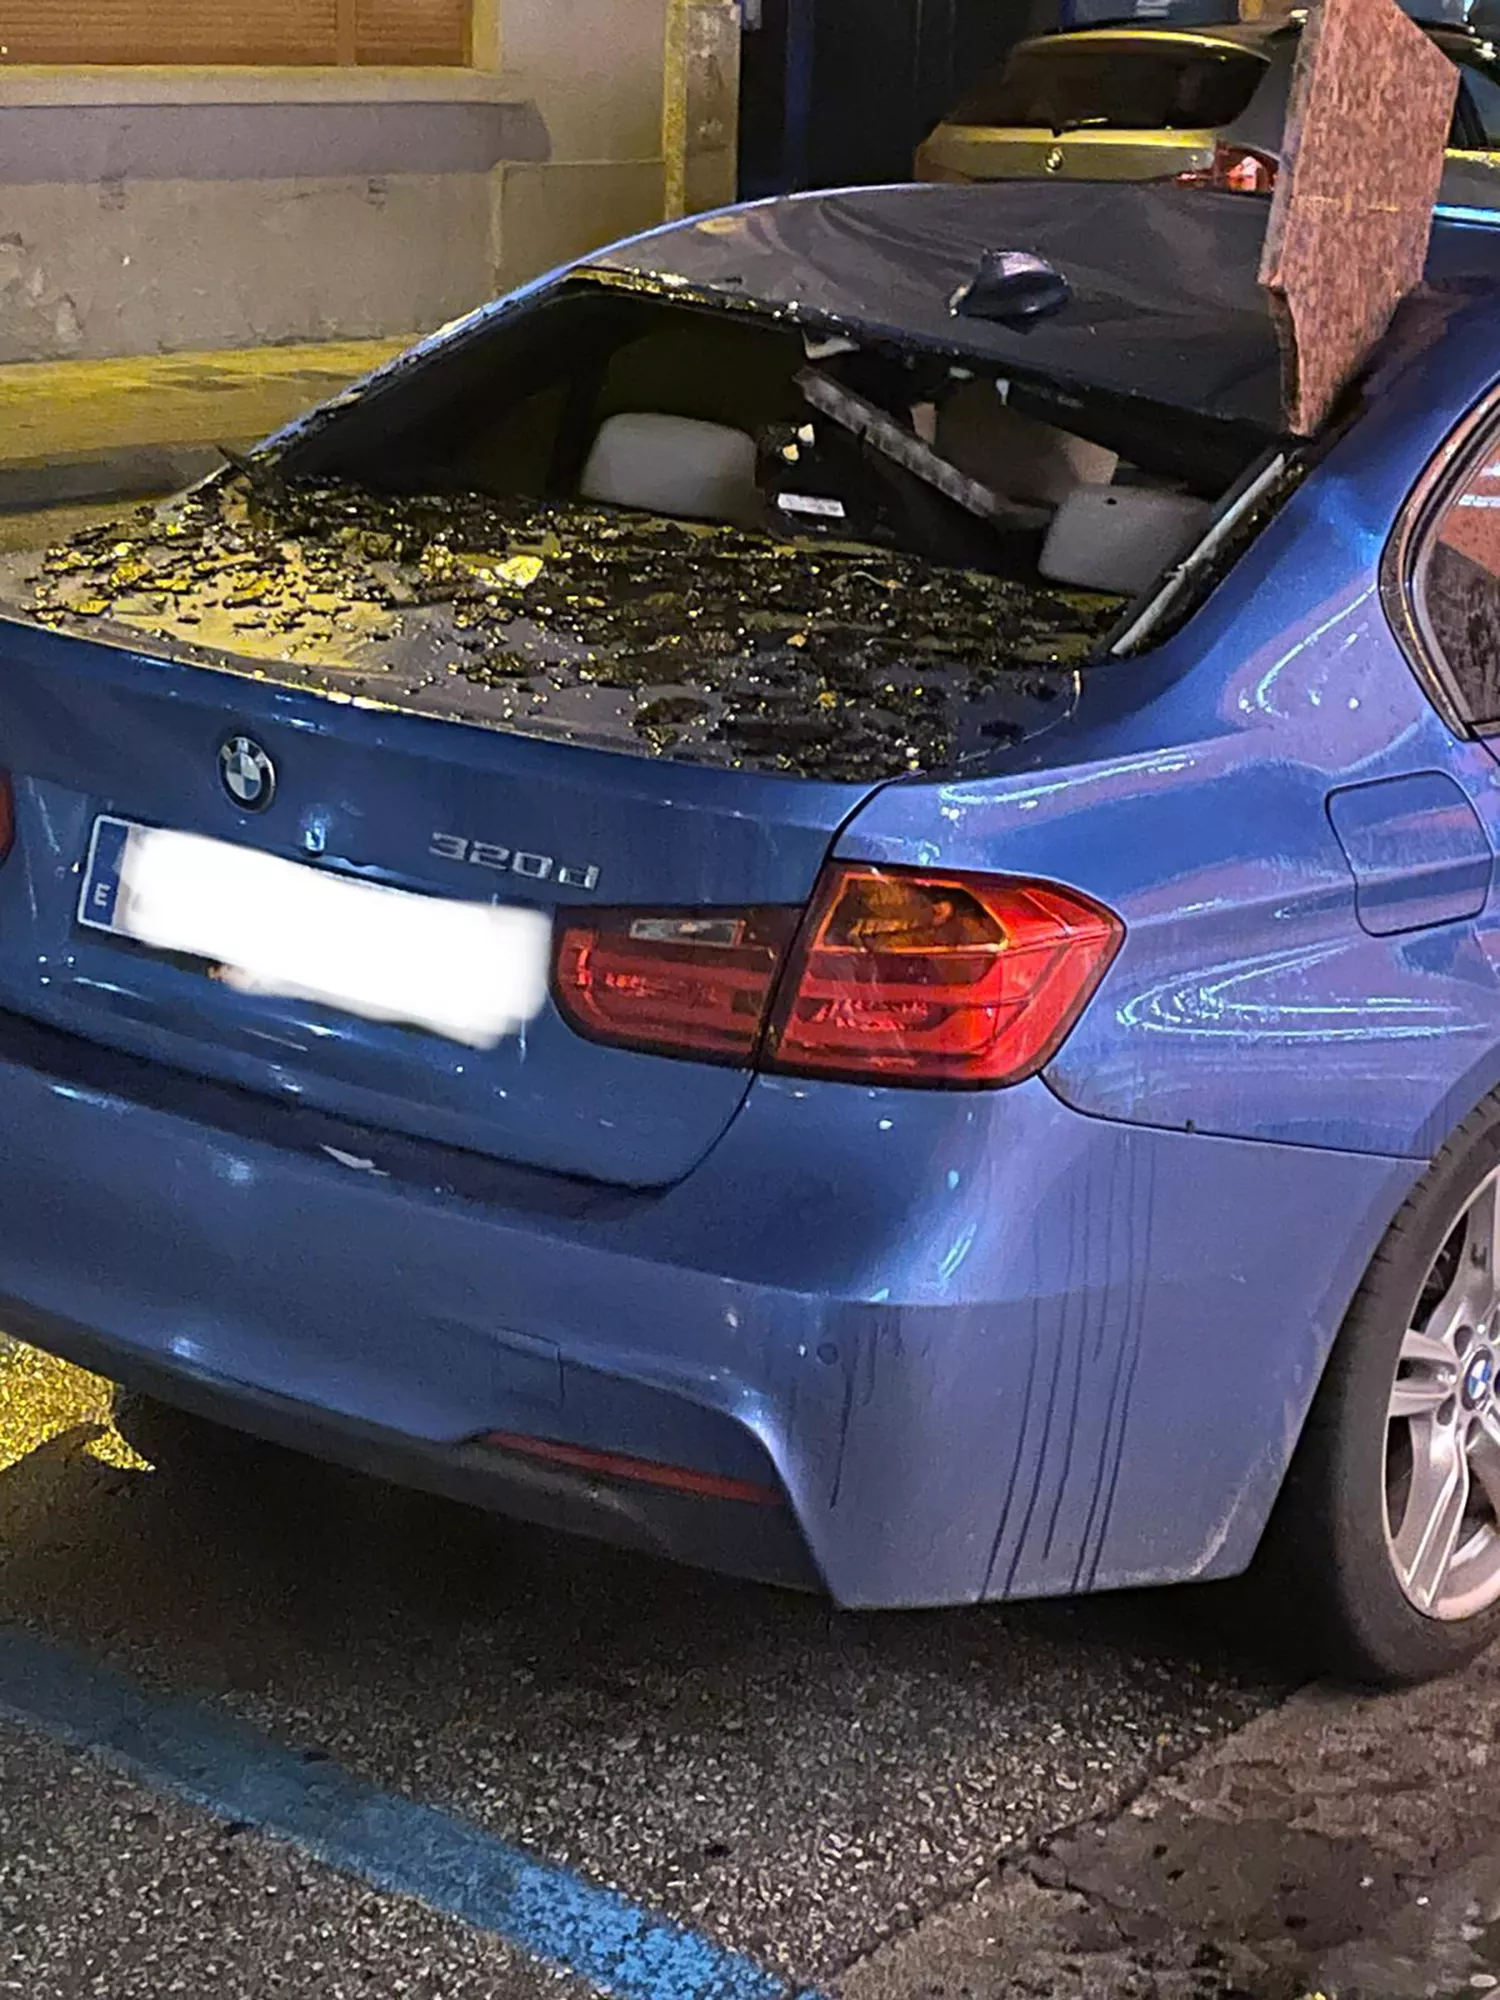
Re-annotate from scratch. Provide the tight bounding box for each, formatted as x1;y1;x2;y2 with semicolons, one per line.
1039;486;1213;597
580;413;760;526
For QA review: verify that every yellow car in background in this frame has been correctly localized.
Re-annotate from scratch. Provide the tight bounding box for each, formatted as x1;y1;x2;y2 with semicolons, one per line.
916;14;1500;204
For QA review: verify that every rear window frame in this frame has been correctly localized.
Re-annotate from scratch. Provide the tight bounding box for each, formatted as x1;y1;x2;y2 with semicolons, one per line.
1384;380;1500;739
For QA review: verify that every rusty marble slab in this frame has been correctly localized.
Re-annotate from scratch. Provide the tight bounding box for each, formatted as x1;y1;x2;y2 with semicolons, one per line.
1259;0;1458;434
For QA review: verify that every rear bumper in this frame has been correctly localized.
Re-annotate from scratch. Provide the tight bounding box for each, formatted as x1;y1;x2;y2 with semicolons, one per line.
24;1310;821;1592
0;1009;1419;1609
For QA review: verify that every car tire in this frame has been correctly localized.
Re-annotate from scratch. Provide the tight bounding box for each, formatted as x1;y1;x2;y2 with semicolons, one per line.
1263;1091;1500;1686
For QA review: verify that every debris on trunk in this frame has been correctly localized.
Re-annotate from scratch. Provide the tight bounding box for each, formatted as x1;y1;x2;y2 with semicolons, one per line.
1259;0;1457;435
18;477;1123;784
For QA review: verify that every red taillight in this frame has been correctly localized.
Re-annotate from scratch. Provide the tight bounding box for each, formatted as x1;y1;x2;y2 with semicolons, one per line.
552;866;1122;1089
553;907;800;1063
1175;142;1278;195
765;867;1123;1087
0;771;12;865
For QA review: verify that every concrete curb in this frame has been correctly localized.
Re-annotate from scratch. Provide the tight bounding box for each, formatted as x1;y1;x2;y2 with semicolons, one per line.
838;1655;1500;2000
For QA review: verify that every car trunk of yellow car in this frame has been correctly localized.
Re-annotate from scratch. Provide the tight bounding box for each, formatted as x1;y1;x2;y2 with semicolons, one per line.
916;124;1218;183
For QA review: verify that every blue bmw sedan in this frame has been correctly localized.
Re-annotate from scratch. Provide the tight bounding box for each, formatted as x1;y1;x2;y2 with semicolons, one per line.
4;181;1500;1684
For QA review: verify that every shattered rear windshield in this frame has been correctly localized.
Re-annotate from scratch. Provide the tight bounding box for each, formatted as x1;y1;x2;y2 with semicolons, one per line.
11;278;1270;784
21;479;1123;785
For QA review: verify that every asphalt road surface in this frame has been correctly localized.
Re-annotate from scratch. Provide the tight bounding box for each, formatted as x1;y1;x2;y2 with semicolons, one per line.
0;1336;1283;1999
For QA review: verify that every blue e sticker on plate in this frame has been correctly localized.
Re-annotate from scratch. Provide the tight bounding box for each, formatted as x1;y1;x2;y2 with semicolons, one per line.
77;816;137;933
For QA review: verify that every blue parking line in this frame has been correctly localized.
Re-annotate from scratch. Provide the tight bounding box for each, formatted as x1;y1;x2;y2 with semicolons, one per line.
0;1623;812;2000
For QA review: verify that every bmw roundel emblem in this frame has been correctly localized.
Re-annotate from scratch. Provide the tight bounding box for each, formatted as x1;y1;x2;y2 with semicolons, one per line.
219;734;276;812
1466;1348;1497;1411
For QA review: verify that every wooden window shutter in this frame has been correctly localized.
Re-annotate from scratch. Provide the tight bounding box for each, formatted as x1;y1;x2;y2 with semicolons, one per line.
355;0;469;64
0;0;469;65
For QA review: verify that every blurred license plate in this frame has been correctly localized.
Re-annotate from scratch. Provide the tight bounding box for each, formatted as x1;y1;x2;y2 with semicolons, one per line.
78;817;550;1048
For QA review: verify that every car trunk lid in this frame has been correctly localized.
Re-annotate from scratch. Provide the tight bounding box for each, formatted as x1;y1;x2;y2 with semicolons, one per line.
0;606;892;1188
917;125;1219;184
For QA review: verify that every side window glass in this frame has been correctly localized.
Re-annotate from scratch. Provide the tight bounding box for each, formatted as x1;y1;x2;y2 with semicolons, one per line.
1458;63;1500;147
1415;440;1500;725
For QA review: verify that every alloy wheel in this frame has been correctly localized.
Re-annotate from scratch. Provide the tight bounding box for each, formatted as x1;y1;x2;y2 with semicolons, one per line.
1385;1165;1500;1622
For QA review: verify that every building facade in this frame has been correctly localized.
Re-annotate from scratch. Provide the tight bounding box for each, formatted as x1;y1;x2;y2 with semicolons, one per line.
0;0;741;363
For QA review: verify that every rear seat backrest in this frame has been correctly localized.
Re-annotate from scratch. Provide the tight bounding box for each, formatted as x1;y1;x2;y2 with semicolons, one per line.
934;389;1119;509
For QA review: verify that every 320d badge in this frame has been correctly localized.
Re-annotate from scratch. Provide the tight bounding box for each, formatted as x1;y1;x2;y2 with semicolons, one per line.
429;832;601;891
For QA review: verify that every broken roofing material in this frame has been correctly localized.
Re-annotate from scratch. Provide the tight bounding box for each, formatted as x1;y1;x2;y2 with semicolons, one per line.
1260;0;1458;433
21;480;1121;785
